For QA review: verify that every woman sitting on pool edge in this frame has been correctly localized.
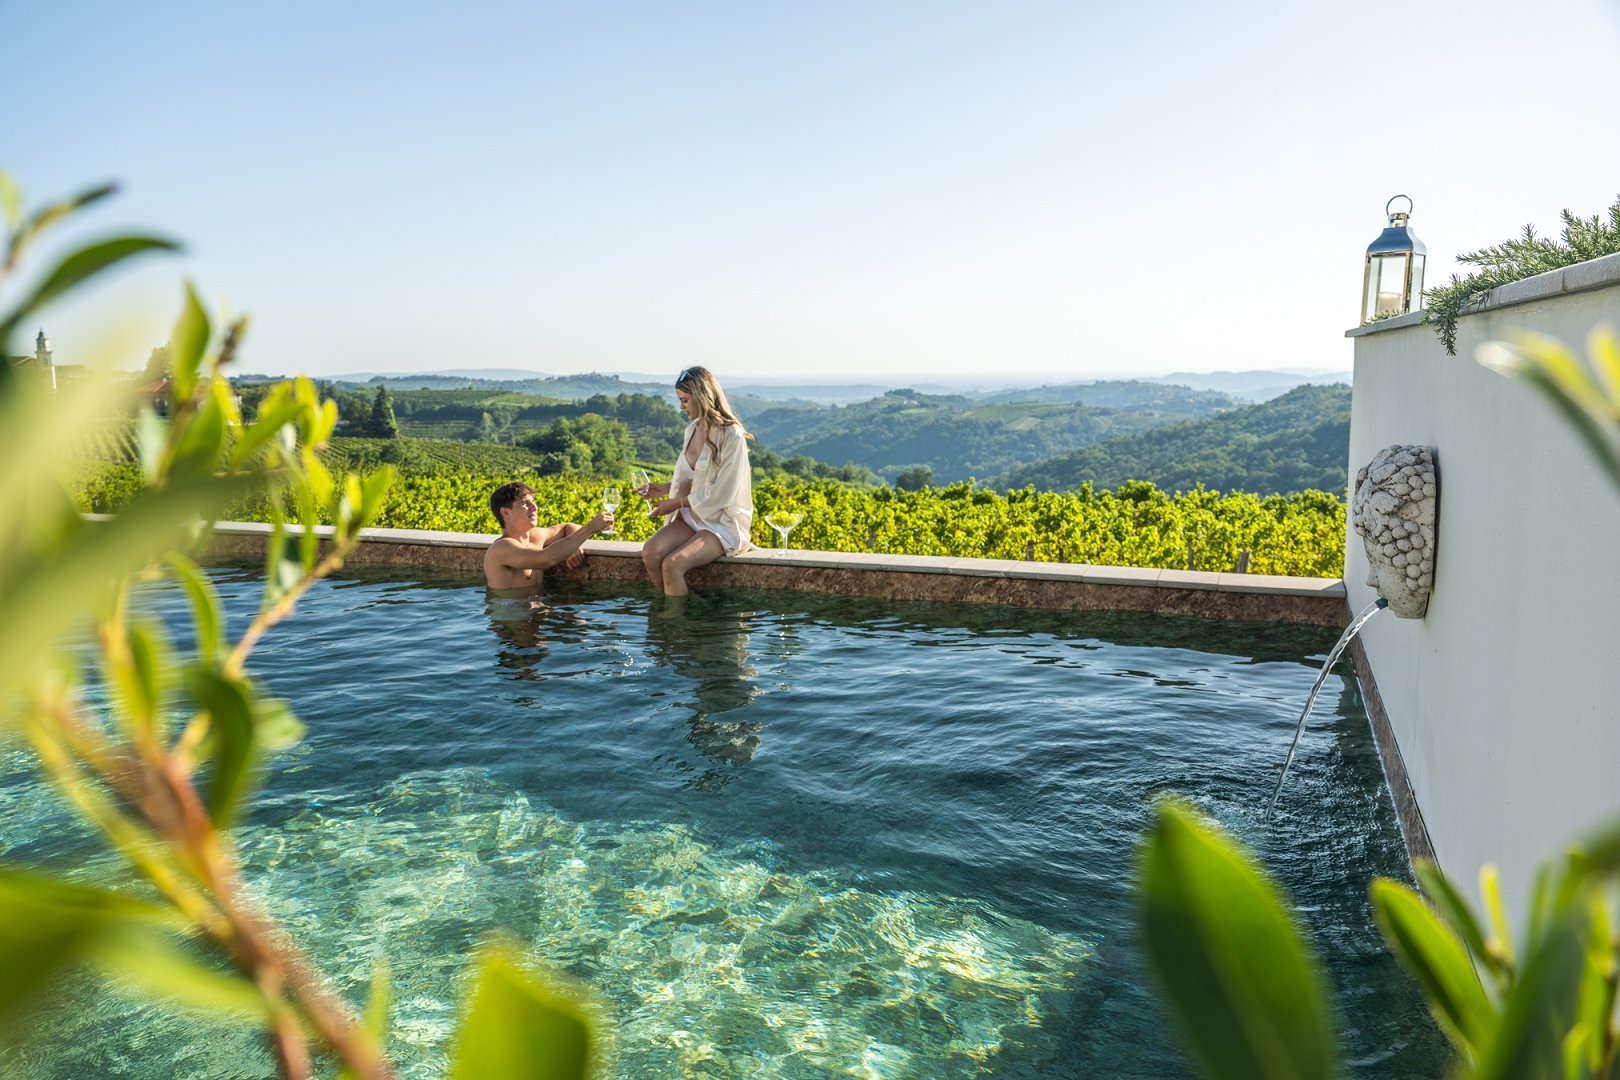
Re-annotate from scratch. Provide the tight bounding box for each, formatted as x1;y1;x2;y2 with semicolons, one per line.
640;366;754;596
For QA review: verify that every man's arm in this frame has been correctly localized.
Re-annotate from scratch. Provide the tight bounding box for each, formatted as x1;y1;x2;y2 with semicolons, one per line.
498;513;613;572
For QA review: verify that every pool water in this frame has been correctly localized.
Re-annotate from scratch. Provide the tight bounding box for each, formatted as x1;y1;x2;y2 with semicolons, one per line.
0;566;1447;1078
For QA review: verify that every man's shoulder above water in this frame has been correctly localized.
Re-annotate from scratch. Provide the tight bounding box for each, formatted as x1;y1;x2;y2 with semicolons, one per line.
484;531;542;592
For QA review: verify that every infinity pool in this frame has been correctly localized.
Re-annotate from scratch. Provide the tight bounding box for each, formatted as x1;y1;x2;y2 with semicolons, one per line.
1;566;1446;1078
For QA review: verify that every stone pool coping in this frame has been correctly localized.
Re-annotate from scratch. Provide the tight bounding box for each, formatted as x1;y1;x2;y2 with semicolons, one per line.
204;520;1348;627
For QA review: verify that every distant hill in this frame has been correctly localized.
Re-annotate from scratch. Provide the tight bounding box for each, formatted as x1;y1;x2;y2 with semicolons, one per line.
745;389;1228;483
997;383;1352;495
727;381;898;406
338;372;677;399
973;379;1236;411
1143;370;1353;403
316;367;1344;408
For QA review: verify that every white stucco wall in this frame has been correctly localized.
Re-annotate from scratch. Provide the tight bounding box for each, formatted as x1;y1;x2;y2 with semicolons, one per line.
1345;252;1620;923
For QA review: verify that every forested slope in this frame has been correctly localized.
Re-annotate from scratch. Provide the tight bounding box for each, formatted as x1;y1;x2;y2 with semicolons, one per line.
747;389;1224;483
998;384;1351;495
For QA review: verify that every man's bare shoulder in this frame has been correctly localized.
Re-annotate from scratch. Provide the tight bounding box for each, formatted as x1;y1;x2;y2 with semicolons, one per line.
485;535;538;589
487;533;535;557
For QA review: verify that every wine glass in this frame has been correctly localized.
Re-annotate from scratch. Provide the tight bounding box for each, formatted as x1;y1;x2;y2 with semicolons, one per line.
631;468;653;499
601;485;622;535
763;510;802;553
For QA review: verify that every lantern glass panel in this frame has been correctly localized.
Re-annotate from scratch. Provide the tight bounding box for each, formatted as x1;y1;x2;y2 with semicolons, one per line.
1409;253;1425;310
1367;253;1410;320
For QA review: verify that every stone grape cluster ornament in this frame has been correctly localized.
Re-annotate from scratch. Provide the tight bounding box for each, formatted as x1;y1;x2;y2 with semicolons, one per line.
1352;445;1438;618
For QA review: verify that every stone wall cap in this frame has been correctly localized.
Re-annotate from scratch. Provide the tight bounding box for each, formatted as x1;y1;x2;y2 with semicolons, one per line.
1079;565;1163;587
1218;572;1346;597
1157;569;1223;592
1346;250;1620;338
192;520;1344;600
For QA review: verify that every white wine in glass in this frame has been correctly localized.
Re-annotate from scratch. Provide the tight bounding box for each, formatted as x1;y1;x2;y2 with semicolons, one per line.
601;486;622;535
763;510;802;553
631;468;652;498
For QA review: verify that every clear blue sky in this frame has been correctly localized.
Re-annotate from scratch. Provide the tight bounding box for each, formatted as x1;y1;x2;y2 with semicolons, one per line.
9;0;1620;384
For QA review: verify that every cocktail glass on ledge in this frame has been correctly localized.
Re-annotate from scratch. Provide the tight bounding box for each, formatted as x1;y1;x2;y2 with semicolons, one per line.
763;510;802;554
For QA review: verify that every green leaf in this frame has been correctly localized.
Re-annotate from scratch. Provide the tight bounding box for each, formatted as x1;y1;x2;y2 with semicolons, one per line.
184;668;257;827
1138;801;1339;1080
1369;878;1497;1056
450;946;591;1080
0;171;20;230
112;620;170;741
254;698;306;754
262;514;304;609
169;380;227;479
98;930;270;1018
1575;817;1620;879
0;235;180;349
0;474;251;699
1480;866;1517;974
360;466;394;525
19;181;118;240
1476;906;1589;1080
1588;326;1620;405
365;955;391;1038
135;406;169;484
1572;901;1616;1077
165;554;224;666
0;869;175;1029
334;955;393;1080
168;282;210;406
229;398;301;469
2;181;119;275
1479;339;1620;497
1414;862;1497;976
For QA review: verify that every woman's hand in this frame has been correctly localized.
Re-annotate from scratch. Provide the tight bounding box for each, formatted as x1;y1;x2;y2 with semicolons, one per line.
640;481;671;500
650;497;682;518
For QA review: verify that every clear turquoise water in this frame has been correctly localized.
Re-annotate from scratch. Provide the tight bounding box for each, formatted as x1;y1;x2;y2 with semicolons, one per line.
1;566;1447;1078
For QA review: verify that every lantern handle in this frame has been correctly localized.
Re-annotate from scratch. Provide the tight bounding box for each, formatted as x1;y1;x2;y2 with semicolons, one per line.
1385;194;1414;219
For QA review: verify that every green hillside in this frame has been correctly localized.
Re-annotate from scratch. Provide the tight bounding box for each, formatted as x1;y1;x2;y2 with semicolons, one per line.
997;383;1352;495
309;386;688;461
746;389;1221;483
976;379;1236;411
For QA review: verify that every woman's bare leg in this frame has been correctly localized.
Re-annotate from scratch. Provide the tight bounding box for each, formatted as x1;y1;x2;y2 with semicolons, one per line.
641;518;696;592
662;531;726;596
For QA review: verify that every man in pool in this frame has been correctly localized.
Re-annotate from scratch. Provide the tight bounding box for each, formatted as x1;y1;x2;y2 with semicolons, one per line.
484;481;615;595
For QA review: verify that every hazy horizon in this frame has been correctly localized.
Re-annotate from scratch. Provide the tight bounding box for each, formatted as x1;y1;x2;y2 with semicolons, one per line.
10;1;1619;383
306;363;1352;386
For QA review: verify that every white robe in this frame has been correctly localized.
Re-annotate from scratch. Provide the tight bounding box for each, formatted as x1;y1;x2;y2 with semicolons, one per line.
672;420;754;555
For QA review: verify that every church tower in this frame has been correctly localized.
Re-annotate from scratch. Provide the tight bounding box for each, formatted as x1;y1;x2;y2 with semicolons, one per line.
35;330;56;391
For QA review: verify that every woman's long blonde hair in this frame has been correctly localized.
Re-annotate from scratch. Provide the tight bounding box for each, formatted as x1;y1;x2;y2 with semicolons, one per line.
676;366;752;463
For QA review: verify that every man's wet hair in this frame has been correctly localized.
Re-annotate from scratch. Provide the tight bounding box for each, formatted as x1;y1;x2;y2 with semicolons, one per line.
490;481;536;526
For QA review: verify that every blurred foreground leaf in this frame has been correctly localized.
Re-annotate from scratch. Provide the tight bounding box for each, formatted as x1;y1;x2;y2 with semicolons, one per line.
185;668;258;827
1369;879;1495;1059
1474;906;1588;1080
0;870;176;1028
1478;327;1620;495
451;946;591;1080
0;235;179;351
1138;801;1338;1080
0;474;250;704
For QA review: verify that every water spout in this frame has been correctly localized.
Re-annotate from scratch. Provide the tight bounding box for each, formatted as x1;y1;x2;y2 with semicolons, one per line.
1266;598;1388;816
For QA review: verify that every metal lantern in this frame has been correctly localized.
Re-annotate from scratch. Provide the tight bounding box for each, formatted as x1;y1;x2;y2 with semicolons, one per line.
1361;195;1426;323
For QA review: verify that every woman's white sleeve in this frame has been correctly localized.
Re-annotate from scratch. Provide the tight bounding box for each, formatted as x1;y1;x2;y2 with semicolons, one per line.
690;426;751;522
